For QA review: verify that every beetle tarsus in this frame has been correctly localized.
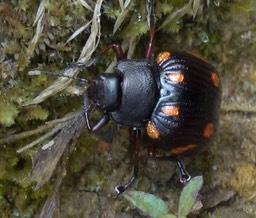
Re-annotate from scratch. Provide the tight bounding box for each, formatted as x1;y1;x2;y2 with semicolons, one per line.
114;166;138;198
176;159;191;183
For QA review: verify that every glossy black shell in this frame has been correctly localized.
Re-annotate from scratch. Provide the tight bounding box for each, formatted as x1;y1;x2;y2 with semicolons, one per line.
146;51;221;155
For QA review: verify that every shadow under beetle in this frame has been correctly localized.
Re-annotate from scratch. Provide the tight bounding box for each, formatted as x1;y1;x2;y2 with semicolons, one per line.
48;0;221;196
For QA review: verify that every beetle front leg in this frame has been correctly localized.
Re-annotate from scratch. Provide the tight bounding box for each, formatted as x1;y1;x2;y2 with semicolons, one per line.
95;43;125;61
83;94;110;131
114;128;141;197
77;42;126;69
85;111;110;132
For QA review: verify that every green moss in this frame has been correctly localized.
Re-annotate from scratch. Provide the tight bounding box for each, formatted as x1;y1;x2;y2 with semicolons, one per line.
0;97;18;127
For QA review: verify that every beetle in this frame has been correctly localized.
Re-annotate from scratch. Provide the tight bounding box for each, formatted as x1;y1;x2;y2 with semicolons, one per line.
79;0;222;197
36;0;221;196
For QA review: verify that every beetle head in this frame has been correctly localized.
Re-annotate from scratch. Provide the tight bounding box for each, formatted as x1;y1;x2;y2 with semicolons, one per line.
87;73;122;112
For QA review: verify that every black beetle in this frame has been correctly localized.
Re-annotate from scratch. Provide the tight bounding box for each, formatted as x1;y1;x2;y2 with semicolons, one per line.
80;0;221;196
34;0;221;197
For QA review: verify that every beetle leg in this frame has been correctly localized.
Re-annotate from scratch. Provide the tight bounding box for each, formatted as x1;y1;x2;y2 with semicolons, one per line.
176;159;191;183
76;42;126;69
147;147;191;184
85;112;110;131
91;114;110;131
114;128;141;197
83;94;110;131
145;0;155;59
96;43;125;61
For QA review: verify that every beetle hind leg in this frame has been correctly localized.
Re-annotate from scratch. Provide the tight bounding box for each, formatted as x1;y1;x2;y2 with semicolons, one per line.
176;159;191;183
114;128;141;197
147;147;191;184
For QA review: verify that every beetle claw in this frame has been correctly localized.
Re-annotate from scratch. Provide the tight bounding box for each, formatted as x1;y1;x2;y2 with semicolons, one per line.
113;185;126;198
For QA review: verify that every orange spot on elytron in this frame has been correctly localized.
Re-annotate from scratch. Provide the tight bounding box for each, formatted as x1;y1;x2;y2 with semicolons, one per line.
162;106;180;116
203;122;214;138
146;121;160;139
211;72;220;87
167;73;184;83
156;51;171;64
171;144;197;155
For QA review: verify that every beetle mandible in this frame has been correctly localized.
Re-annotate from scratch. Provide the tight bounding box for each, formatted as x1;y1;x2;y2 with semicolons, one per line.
80;0;222;196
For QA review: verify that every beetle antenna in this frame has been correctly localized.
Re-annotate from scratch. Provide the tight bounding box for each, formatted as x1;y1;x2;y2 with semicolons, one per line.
28;56;100;84
28;69;89;84
76;56;99;68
